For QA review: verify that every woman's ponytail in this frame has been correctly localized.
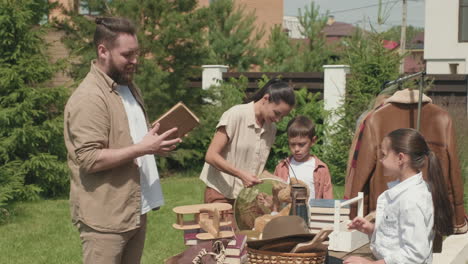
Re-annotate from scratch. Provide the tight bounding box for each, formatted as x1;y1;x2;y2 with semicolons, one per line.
427;150;454;236
386;128;454;236
247;78;295;107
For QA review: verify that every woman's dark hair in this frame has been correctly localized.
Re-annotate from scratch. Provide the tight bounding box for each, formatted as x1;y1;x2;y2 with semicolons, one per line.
386;128;454;236
248;78;295;106
94;17;136;50
287;115;316;139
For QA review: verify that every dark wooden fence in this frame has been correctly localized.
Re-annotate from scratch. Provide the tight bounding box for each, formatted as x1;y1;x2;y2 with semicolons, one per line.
189;72;467;112
189;72;324;94
222;72;324;93
426;74;468;110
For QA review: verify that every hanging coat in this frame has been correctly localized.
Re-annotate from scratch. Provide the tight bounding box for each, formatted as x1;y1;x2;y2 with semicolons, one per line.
345;89;467;232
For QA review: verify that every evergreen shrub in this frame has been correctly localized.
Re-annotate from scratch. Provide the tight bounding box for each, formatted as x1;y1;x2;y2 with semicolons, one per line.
0;0;69;222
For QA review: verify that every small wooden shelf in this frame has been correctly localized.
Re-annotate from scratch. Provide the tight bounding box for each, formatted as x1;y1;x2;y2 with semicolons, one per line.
172;220;232;230
172;203;232;214
172;203;232;230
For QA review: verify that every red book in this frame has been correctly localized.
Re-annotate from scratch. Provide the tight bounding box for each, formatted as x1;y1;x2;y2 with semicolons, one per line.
225;234;247;256
183;229;201;246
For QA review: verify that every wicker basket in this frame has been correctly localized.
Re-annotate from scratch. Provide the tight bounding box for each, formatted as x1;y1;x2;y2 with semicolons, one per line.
247;247;327;264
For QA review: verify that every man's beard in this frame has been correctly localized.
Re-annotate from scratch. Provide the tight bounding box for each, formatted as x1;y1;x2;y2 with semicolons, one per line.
108;57;136;85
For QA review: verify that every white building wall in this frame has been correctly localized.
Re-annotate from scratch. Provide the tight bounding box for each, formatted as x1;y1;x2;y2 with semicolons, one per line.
425;0;468;74
426;60;467;75
283;16;306;39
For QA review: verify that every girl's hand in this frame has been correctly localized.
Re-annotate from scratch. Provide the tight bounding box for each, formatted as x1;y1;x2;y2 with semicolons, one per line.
347;216;375;235
343;256;375;264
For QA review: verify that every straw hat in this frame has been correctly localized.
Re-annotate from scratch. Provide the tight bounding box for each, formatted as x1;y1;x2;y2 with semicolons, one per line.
247;215;314;250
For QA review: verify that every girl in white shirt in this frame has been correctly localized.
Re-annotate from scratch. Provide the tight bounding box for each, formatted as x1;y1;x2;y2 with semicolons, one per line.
344;128;454;264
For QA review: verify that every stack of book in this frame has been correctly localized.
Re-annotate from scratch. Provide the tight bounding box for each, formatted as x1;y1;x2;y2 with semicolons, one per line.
183;229;202;246
224;234;248;264
182;230;247;263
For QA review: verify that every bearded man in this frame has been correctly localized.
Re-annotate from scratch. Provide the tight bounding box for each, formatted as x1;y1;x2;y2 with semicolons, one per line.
64;17;180;264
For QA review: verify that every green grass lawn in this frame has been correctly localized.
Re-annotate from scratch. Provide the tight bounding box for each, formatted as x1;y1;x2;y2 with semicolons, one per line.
0;176;343;264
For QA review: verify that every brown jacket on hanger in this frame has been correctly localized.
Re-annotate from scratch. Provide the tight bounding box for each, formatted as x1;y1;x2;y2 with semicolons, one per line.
346;89;467;231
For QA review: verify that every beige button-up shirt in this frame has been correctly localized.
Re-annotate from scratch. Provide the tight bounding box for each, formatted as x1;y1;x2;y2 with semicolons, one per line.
199;102;277;199
64;61;149;233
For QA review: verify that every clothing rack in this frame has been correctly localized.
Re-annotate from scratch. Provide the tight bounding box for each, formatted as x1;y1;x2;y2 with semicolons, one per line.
382;71;426;131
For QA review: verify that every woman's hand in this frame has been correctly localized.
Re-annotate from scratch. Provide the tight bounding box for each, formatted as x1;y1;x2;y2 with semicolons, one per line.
347;216;375;235
239;172;262;187
205;127;263;187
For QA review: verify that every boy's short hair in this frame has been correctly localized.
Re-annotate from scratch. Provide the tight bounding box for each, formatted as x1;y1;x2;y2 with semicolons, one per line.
287;115;316;139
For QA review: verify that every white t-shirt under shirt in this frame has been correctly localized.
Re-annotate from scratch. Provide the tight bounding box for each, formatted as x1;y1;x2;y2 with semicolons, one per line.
117;85;164;215
288;157;316;202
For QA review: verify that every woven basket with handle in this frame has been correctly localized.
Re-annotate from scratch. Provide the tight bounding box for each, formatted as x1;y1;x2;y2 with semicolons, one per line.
247;247;327;264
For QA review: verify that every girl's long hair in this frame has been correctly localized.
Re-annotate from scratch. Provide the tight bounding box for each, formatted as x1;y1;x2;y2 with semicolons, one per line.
386;128;454;236
248;78;295;107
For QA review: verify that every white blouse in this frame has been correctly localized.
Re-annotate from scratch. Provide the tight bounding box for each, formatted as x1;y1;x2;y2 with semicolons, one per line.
371;172;434;264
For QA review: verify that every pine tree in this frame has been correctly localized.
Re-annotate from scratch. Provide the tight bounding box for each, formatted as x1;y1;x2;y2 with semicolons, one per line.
261;3;335;72
295;3;335;72
0;0;70;219
205;0;264;71
261;25;299;72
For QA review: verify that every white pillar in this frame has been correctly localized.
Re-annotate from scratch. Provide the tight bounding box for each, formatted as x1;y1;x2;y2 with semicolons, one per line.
323;65;350;125
202;65;228;90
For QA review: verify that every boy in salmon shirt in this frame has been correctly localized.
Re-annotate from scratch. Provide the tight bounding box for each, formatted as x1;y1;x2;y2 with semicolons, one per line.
274;115;333;200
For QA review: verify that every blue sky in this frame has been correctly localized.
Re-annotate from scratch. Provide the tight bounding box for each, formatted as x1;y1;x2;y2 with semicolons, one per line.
284;0;425;31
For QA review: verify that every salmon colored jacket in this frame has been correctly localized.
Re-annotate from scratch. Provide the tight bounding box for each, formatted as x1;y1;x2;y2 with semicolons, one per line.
274;156;334;199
